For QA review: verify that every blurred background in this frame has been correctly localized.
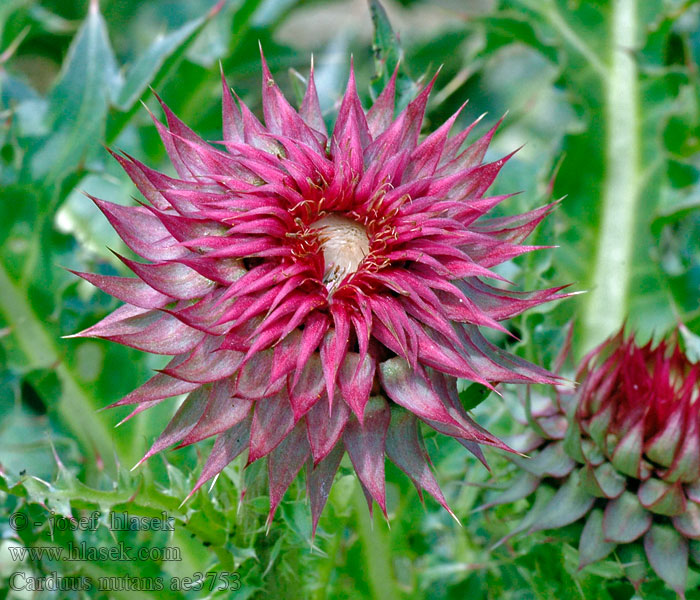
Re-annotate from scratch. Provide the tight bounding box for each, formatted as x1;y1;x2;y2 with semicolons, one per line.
1;0;699;598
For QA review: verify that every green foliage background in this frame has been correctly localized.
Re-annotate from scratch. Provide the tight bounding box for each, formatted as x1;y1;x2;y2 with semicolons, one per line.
0;0;699;598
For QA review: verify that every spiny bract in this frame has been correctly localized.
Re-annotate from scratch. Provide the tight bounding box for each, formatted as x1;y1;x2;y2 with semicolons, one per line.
71;53;566;531
489;329;700;596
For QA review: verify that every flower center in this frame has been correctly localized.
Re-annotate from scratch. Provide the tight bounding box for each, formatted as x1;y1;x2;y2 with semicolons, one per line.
310;214;370;293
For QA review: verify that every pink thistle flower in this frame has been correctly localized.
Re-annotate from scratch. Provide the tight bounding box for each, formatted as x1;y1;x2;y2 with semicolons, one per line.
71;53;567;530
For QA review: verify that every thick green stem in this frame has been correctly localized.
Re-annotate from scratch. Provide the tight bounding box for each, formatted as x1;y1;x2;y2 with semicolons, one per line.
0;263;119;477
582;0;639;353
353;484;399;600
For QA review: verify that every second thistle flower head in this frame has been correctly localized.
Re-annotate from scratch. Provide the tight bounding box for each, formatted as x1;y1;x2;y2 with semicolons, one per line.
575;331;700;484
491;329;700;596
72;52;566;529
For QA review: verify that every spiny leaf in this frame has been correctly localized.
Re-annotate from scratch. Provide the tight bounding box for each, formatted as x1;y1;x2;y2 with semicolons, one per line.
106;0;227;142
459;382;491;411
369;0;401;90
113;14;211;111
368;0;416;111
27;1;118;183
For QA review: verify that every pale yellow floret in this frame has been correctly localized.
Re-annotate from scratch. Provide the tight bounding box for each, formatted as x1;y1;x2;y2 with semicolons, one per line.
310;214;370;293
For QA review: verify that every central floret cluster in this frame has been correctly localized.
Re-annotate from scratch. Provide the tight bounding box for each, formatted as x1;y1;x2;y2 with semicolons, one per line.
309;214;370;292
72;53;567;530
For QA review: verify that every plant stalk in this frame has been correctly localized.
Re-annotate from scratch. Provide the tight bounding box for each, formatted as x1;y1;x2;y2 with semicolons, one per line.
353;484;399;600
582;0;640;353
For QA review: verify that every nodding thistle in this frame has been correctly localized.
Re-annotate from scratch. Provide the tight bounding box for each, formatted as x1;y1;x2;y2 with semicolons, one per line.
71;51;567;533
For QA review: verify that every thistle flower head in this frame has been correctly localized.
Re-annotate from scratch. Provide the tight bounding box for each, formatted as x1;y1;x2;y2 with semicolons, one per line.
490;329;700;596
72;53;565;530
576;331;700;479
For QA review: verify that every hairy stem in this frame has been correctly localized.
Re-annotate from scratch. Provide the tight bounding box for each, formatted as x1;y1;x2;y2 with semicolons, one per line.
582;0;639;352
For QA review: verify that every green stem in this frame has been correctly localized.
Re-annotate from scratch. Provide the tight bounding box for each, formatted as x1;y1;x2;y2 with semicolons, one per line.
353;484;399;600
582;0;639;353
0;263;119;477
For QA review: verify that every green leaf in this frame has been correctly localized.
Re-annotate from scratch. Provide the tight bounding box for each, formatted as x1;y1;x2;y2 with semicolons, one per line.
512;441;576;478
0;366;78;482
475;12;559;64
563;419;585;463
369;0;401;90
0;0;30;42
368;0;416;111
22;368;61;410
491;485;557;549
610;420;643;477
478;470;540;509
638;478;687;516
113;15;209;111
459;382;491;411
690;540;700;566
672;500;700;539
644;524;688;595
617;543;649;590
579;462;626;500
602;491;652;543
579;508;617;569
680;324;700;362
27;1;118;184
530;469;595;532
